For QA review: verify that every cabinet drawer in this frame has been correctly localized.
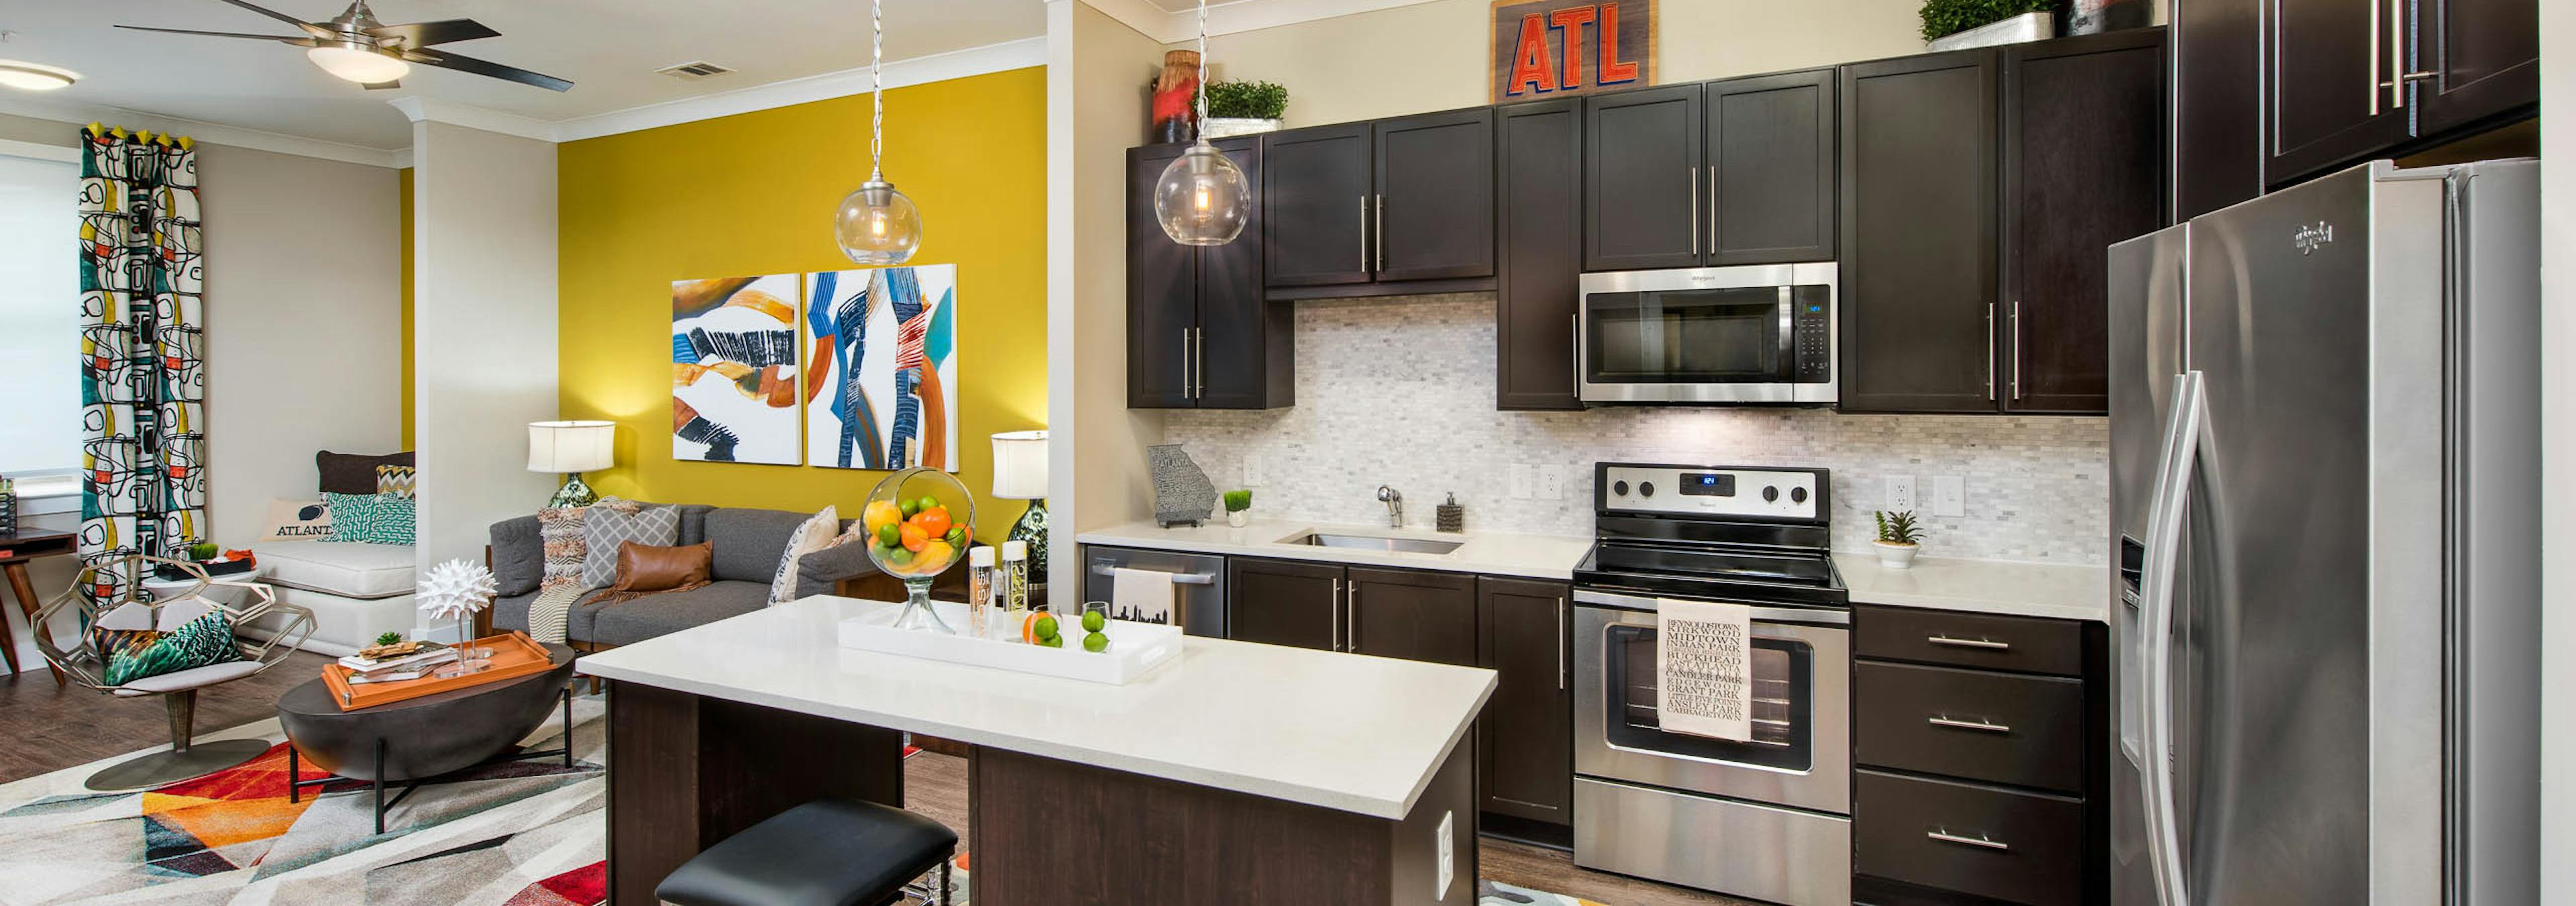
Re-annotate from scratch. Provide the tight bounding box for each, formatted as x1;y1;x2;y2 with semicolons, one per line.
1855;605;2084;674
1856;769;2084;906
1856;661;2084;792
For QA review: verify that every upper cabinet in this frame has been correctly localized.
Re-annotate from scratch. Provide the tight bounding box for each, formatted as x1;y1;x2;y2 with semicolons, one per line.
2172;0;2263;219
1585;72;1838;271
2264;0;2410;183
1584;85;1703;271
1495;99;1587;411
1263;111;1495;294
1127;137;1291;411
1839;49;2000;414
2416;0;2540;135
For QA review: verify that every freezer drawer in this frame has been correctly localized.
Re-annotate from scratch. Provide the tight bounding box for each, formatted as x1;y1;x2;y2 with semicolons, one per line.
1572;777;1850;906
1079;545;1227;638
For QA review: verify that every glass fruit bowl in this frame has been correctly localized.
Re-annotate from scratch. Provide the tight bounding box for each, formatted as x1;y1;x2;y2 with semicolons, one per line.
861;467;975;632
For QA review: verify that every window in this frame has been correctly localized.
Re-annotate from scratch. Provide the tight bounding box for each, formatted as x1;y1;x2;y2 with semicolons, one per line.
0;143;79;478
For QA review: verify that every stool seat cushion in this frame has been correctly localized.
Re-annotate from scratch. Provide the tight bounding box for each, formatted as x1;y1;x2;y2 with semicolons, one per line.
656;797;957;906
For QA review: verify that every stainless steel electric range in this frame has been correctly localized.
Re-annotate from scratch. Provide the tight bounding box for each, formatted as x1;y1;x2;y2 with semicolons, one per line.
1570;463;1851;906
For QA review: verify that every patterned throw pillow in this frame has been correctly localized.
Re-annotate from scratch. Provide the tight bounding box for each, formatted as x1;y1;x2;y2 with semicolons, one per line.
536;506;592;591
770;506;839;605
376;464;417;499
88;599;244;687
583;502;678;588
325;492;416;545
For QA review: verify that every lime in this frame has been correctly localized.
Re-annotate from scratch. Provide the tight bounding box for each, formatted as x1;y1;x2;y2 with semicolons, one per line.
888;548;914;566
875;523;902;547
1038;635;1064;648
1081;610;1106;633
944;527;967;546
900;498;922;519
918;495;941;514
1083;632;1109;653
1032;613;1059;641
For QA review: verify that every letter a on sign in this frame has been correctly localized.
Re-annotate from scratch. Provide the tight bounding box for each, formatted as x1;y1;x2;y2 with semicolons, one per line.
1489;0;1656;103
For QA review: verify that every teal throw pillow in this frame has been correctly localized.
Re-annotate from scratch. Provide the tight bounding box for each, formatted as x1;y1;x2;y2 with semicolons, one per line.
326;491;417;545
90;606;244;687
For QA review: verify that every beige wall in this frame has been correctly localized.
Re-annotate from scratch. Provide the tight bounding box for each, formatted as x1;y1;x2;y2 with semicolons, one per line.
2539;0;2573;896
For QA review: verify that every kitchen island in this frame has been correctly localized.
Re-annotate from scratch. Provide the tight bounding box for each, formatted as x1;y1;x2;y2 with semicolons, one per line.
576;595;1496;905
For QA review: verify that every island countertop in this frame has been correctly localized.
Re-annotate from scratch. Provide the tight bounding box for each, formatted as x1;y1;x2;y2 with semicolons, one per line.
576;595;1497;820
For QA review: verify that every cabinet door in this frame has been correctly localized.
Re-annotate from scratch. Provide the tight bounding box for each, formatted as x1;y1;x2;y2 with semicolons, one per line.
1348;567;1477;666
1126;144;1196;409
1195;137;1292;410
2416;0;2539;134
2174;0;2264;218
1227;557;1342;652
1839;50;2000;413
1584;84;1704;272
1263;123;1375;288
2265;0;2410;185
1478;578;1571;825
1706;68;1837;265
1495;99;1585;411
2002;31;2166;415
1375;109;1496;282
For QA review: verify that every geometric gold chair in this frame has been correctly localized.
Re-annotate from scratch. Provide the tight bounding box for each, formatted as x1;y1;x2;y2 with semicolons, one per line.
34;554;315;791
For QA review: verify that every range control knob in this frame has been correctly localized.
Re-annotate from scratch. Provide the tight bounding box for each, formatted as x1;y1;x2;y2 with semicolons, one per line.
1762;486;1780;503
1639;481;1656;497
1791;487;1809;504
1613;481;1630;497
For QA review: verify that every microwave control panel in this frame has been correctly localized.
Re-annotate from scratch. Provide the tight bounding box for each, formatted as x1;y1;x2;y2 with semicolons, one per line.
1792;295;1833;383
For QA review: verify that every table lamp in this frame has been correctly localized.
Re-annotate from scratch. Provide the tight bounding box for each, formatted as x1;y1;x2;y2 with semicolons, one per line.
529;421;615;509
990;430;1049;577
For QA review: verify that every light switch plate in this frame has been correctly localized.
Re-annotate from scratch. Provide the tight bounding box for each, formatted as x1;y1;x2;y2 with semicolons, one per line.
1241;454;1263;488
1435;809;1455;900
1508;464;1534;500
1537;465;1564;501
1885;475;1917;511
1931;476;1965;517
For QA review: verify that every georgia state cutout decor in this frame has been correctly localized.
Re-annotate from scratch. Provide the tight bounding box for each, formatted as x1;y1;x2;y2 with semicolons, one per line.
1490;0;1656;103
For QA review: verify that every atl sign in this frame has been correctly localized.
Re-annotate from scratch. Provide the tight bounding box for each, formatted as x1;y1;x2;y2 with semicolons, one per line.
1490;0;1656;102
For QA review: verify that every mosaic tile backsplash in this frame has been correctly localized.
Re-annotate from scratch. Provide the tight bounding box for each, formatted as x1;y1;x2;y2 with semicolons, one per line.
1161;293;2113;565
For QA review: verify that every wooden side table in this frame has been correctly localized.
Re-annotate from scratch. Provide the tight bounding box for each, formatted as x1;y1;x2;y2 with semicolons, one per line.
1;529;76;687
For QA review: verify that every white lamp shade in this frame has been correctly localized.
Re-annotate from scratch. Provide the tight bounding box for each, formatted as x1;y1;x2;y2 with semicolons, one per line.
990;430;1049;499
529;421;616;474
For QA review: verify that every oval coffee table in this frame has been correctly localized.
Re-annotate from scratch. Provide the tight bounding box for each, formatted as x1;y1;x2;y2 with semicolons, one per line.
276;642;578;834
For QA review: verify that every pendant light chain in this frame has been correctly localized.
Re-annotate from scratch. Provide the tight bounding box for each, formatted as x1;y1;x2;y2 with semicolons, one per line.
1194;0;1208;126
869;0;885;181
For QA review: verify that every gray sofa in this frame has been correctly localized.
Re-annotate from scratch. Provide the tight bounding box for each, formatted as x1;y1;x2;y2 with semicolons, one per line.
486;504;871;647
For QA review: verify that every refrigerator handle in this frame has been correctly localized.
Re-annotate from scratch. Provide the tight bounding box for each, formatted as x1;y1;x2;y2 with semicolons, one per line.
2138;370;2206;906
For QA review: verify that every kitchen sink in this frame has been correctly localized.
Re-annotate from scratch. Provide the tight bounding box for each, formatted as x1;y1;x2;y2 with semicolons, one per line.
1281;532;1464;556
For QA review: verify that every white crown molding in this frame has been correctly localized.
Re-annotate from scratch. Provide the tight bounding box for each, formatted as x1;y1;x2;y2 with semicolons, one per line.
385;96;557;143
0;94;404;168
0;137;79;162
1079;0;1449;44
551;36;1047;143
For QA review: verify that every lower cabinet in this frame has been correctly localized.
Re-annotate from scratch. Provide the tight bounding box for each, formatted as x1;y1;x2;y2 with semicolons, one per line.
1226;557;1341;652
1348;567;1477;666
1477;577;1572;834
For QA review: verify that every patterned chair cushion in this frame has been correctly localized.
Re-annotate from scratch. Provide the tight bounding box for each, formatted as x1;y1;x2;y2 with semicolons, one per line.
324;492;415;545
88;599;244;687
583;501;678;589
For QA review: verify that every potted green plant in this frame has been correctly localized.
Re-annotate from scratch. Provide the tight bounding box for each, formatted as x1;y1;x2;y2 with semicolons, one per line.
1202;79;1288;139
1872;510;1924;568
1223;489;1253;528
1921;0;2060;52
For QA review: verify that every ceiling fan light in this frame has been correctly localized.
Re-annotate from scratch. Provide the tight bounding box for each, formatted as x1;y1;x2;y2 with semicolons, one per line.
307;44;410;85
0;61;79;91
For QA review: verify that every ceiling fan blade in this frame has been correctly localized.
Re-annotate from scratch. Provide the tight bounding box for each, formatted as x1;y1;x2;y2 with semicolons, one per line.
402;49;573;92
208;0;333;38
114;24;319;46
363;79;401;90
364;19;500;48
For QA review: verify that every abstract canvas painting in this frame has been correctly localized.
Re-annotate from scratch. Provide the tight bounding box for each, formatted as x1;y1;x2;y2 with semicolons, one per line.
672;274;802;464
804;265;959;472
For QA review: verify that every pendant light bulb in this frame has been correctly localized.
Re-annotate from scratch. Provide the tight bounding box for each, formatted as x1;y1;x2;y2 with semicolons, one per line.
1155;0;1250;246
835;0;923;265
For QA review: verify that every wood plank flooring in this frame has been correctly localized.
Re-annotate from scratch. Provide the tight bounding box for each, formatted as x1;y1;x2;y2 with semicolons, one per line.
0;650;335;785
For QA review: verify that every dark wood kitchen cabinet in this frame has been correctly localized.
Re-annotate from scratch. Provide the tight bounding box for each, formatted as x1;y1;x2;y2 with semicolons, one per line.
1495;98;1585;411
1262;123;1373;288
1126;138;1291;410
1583;84;1703;272
1838;49;2000;414
1226;557;1344;652
1707;68;1837;265
1477;577;1572;833
1348;567;1478;666
2265;0;2411;185
1264;111;1495;293
2173;0;2263;219
2001;30;2165;414
2416;0;2540;136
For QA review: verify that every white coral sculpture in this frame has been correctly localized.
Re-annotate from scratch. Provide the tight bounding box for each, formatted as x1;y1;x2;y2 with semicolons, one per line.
417;559;500;621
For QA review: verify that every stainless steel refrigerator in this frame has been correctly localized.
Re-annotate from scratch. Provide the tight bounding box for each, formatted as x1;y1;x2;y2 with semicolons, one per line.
2106;159;2539;905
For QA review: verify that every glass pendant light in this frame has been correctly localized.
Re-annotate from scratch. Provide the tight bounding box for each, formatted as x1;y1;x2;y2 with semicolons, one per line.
834;0;923;264
1152;0;1250;246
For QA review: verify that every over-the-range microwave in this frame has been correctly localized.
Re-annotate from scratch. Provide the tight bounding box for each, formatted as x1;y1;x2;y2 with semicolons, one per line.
1576;263;1837;405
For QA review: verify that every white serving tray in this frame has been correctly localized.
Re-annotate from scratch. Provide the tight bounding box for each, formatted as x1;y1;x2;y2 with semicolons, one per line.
836;599;1184;685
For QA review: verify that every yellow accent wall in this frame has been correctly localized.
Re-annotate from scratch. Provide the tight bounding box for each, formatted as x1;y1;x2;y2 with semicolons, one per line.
557;67;1046;536
398;166;415;450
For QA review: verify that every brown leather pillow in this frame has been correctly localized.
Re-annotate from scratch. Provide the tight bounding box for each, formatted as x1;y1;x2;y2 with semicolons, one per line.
614;541;712;592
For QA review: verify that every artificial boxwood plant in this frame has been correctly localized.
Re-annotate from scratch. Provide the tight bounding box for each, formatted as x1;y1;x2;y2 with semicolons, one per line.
1919;0;2060;40
1205;79;1289;120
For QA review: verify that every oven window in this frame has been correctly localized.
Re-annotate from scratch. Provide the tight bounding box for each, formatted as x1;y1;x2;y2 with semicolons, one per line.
1586;287;1787;383
1602;623;1814;772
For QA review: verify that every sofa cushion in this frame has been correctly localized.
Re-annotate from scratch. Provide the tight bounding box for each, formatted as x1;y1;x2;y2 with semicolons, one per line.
489;515;543;597
675;504;716;546
589;581;772;646
702;508;815;583
262;541;417;599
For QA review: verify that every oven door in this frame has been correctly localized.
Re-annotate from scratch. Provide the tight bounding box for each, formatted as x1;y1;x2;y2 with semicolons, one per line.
1578;264;1837;405
1573;590;1850;815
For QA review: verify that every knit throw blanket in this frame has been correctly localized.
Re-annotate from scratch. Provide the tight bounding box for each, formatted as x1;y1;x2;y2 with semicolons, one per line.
527;499;640;644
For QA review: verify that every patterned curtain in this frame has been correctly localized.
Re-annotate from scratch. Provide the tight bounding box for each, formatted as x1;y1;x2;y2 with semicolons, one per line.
76;125;206;603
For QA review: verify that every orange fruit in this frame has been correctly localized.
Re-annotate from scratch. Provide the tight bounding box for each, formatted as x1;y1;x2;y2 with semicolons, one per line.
916;507;952;537
899;522;930;552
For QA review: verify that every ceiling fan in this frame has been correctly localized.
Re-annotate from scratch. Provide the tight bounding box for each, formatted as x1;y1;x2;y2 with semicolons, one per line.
116;0;572;92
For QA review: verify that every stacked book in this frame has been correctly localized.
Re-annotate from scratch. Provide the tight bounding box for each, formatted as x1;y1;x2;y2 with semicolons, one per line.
338;642;457;684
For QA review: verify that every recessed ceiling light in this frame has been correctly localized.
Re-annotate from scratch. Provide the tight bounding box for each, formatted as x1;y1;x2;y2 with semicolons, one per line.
0;60;78;91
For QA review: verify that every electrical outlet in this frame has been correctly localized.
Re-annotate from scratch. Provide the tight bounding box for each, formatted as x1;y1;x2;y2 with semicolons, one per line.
1884;475;1917;511
1931;476;1966;517
1241;454;1263;488
1435;810;1456;900
1508;464;1534;500
1537;464;1564;501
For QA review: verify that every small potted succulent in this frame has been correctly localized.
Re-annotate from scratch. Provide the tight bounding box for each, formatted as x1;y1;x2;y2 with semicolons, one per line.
1202;79;1288;138
1872;510;1924;568
1223;489;1253;528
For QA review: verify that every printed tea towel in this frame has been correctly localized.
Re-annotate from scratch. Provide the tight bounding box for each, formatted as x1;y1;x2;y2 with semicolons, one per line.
1657;597;1752;741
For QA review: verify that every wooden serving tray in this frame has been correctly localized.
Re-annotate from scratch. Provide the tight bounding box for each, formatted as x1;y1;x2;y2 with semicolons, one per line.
323;632;556;711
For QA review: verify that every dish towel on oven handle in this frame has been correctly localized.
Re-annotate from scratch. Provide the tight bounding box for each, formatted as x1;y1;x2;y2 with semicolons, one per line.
1656;597;1753;742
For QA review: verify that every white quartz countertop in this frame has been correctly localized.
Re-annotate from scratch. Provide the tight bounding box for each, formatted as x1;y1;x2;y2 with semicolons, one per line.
1078;517;1595;581
1833;552;2110;623
576;596;1497;820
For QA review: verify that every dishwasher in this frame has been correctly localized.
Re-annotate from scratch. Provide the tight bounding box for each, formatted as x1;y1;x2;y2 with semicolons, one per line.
1080;545;1226;638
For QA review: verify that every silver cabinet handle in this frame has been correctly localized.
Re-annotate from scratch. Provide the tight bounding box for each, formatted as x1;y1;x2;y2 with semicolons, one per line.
2390;0;2408;109
2010;299;2023;401
1374;193;1385;272
1193;326;1204;399
1180;330;1193;400
1984;302;1996;401
1688;165;1700;258
1927;829;2010;851
1358;195;1369;273
1568;313;1581;398
2367;0;2384;113
1708;164;1719;257
1929;715;2012;734
1556;597;1568;691
1346;584;1358;652
1928;634;2011;650
1330;578;1343;652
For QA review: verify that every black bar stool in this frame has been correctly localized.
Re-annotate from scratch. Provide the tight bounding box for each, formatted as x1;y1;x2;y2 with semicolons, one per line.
656;797;958;906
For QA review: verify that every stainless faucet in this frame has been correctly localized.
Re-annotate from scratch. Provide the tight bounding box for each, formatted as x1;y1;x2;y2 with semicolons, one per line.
1376;485;1404;527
